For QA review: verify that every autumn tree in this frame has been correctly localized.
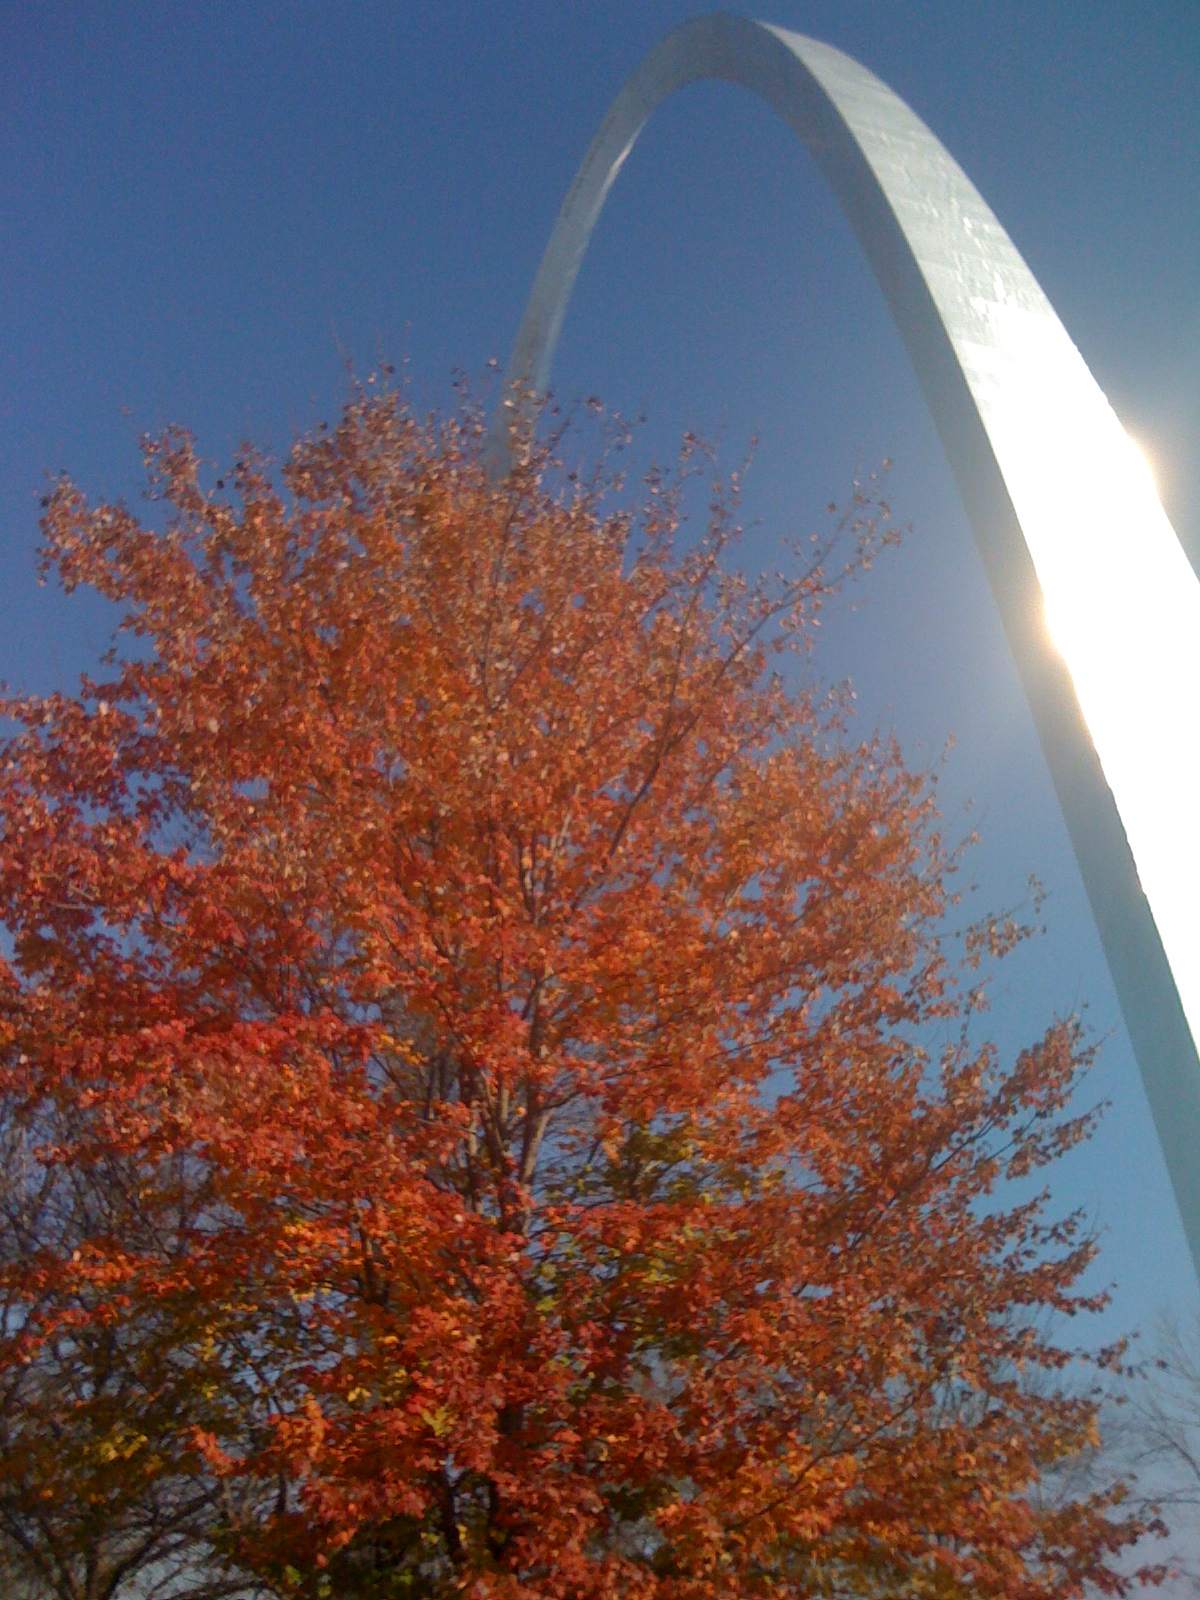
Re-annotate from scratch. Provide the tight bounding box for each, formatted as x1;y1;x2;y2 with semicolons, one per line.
0;389;1156;1600
0;1091;274;1600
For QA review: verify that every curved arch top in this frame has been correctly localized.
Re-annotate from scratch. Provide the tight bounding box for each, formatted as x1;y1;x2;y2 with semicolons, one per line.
489;13;1200;1275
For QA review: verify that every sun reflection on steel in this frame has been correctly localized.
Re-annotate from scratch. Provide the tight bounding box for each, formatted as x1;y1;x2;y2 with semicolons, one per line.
489;14;1200;1276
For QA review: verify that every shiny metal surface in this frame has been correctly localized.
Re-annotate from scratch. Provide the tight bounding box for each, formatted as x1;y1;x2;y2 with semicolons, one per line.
489;13;1200;1277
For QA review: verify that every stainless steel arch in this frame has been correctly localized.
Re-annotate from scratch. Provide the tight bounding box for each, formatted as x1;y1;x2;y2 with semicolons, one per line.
489;13;1200;1277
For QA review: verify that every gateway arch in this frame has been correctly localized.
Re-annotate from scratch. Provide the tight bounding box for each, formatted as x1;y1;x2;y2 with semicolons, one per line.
488;14;1200;1276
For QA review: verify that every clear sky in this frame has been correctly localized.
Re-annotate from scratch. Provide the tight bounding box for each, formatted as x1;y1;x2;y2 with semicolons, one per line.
2;1;1198;1345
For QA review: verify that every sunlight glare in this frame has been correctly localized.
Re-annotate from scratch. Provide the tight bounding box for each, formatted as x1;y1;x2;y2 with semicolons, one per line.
978;303;1200;1054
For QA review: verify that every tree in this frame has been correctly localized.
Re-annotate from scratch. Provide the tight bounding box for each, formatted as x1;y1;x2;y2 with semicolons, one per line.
0;389;1155;1599
0;1091;273;1600
1097;1314;1200;1596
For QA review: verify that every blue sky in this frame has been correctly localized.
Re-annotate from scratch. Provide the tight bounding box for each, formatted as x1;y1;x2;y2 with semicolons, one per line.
2;0;1198;1343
